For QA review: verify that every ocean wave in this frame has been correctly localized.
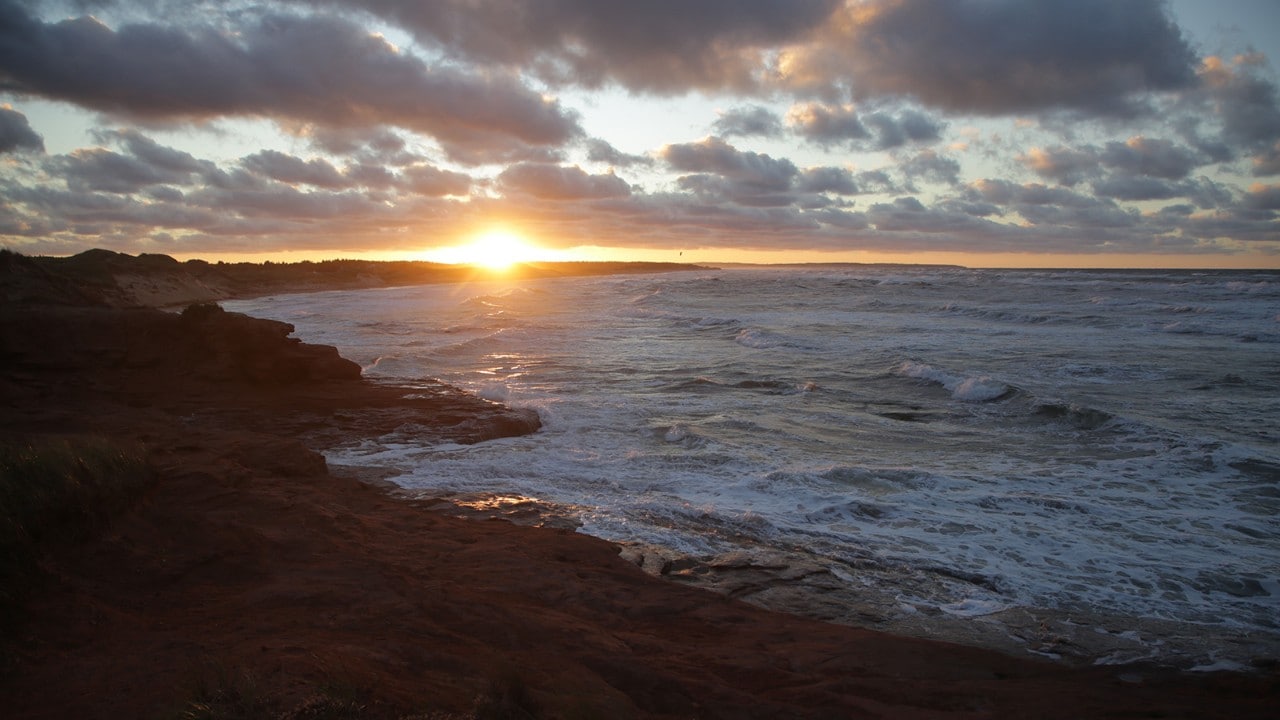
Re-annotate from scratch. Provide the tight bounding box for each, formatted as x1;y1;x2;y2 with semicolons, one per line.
428;329;507;357
460;286;550;309
1031;402;1114;430
897;361;1015;402
733;327;812;350
818;466;934;494
938;302;1056;325
678;315;741;330
670;376;805;395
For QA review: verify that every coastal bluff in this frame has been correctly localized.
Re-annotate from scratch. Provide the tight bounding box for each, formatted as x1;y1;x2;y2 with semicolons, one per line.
1;250;1275;718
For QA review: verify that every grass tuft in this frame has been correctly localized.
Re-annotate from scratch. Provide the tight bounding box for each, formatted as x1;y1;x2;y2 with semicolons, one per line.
0;435;154;642
174;662;269;720
472;666;538;720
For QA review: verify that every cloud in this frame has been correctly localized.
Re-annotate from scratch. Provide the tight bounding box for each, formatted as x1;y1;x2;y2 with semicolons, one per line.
320;0;842;93
899;150;960;188
788;103;943;150
0;106;44;153
52;146;202;194
796;167;858;195
304;126;407;159
1245;183;1280;210
862;109;944;148
1023;137;1205;188
584;139;653;168
497;163;631;200
712;105;784;138
778;0;1198;115
865;196;1007;239
241;150;347;189
401;164;472;197
786;103;869;146
1099;137;1198;180
661;137;798;193
0;3;583;162
1021;146;1101;186
1254;142;1280;177
1198;55;1280;150
966;179;1140;229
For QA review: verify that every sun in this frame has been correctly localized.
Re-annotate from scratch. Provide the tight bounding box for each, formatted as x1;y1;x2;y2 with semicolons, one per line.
422;231;556;270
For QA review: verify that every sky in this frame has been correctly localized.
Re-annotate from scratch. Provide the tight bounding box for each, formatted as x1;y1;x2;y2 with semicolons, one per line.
2;0;1279;268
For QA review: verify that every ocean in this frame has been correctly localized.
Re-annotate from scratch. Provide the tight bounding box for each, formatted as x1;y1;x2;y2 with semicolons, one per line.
226;265;1280;669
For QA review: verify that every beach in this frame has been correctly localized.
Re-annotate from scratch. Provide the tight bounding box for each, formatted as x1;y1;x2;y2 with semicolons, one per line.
2;251;1276;719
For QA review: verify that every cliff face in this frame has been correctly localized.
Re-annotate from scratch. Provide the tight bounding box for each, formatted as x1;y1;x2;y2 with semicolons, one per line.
0;303;359;384
0;249;540;446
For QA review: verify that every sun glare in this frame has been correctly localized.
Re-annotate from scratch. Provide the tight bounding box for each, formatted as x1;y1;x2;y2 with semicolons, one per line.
422;231;560;270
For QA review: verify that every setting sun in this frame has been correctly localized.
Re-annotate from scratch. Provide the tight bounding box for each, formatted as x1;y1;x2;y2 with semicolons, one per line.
419;231;569;270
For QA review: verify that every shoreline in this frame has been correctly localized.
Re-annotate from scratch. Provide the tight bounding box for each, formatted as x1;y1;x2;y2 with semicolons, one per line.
3;250;1278;717
388;488;1280;673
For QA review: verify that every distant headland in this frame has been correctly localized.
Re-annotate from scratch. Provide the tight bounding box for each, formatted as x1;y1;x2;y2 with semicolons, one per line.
3;248;713;309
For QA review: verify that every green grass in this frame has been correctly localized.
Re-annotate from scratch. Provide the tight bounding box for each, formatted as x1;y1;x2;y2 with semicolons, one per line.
0;435;154;643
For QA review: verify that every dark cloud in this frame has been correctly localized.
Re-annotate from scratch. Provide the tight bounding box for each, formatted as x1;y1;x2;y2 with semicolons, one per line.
1254;143;1280;177
862;109;944;148
661;137;798;193
1021;146;1101;186
342;162;397;190
712;105;784;138
1178;206;1280;244
0;3;583;162
1099;137;1198;180
786;103;868;146
1091;176;1188;202
497;163;631;200
52;146;200;193
866;196;995;235
899;150;960;188
660;139;871;209
1245;183;1280;210
320;0;842;93
781;0;1198;115
853;170;898;195
1198;55;1280;150
1091;176;1232;209
304;126;407;159
0;121;481;255
242;150;347;189
1017;136;1227;209
0;106;44;152
788;103;943;150
809;208;868;230
797;167;858;195
584;139;653;168
400;164;472;197
969;180;1099;208
965;179;1144;230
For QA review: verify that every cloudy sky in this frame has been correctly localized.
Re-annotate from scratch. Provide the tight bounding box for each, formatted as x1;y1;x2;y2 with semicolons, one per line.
2;0;1279;267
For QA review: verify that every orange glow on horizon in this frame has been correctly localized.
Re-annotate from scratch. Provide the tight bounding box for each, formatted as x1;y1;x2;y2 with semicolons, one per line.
161;244;1280;271
414;230;574;270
